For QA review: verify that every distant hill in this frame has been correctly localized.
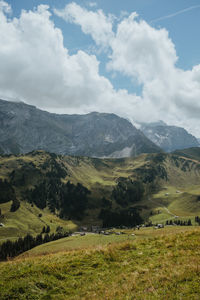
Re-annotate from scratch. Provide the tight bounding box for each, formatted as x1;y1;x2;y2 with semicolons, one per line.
140;121;199;152
0;99;161;158
173;147;200;161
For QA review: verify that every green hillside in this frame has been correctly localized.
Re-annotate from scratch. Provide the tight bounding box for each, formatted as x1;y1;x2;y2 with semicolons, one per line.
1;150;200;242
0;226;200;299
173;147;200;161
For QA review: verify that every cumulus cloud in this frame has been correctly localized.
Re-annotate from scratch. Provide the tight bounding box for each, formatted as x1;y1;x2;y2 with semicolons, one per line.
0;2;141;117
108;12;200;123
0;0;11;13
1;1;200;136
58;3;200;135
54;2;114;47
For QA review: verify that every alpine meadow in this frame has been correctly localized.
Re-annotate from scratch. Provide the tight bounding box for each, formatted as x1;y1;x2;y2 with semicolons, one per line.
1;1;200;299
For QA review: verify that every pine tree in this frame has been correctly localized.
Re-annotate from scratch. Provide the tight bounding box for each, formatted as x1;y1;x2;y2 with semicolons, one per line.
46;225;50;233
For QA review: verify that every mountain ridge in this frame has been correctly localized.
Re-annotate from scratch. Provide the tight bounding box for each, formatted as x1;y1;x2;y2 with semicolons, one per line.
0;99;161;157
140;121;199;152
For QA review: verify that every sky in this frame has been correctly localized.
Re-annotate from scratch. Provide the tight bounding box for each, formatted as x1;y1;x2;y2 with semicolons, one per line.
0;0;200;136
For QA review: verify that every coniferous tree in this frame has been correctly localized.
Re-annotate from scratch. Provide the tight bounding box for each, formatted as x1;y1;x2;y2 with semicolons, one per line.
42;226;46;234
46;225;50;233
10;198;20;212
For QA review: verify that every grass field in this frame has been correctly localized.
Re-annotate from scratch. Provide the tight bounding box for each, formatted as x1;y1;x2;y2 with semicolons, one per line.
20;233;136;257
0;226;200;299
21;226;198;257
135;184;200;224
0;201;77;242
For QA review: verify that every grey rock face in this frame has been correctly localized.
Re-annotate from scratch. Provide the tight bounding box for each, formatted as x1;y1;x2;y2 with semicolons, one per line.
140;121;199;152
0;99;161;157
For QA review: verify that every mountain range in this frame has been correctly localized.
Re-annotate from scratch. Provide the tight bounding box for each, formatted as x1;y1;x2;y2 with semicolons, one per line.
0;99;199;157
0;99;161;157
140;121;199;152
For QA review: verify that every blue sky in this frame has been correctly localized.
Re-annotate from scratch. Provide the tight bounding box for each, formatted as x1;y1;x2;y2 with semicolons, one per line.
1;0;200;135
7;0;200;68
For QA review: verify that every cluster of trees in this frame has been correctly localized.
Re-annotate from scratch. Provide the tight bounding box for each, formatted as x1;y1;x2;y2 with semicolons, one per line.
41;157;67;178
101;197;112;209
41;225;50;234
0;231;70;261
0;179;16;204
2;156;91;219
136;163;168;184
166;219;192;226
26;179;90;220
195;216;200;225
10;198;20;212
112;179;144;206
0;178;20;212
99;208;143;227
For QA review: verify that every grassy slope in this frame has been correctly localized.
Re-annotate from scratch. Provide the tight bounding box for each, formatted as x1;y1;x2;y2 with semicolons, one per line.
0;201;76;242
21;226;196;257
0;152;146;240
173;147;200;162
20;233;136;257
138;155;200;223
0;227;200;299
1;151;200;241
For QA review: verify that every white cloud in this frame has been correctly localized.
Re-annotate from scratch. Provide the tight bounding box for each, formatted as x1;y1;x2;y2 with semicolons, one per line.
108;13;177;83
1;2;200;136
57;3;200;136
54;2;114;47
108;13;200;124
0;0;11;13
0;2;140;118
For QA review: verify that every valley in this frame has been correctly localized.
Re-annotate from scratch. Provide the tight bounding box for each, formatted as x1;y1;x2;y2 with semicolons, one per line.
1;148;200;299
1;149;200;242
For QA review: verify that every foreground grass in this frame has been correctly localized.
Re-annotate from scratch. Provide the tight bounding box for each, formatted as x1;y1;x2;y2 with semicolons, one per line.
22;226;198;257
0;227;200;299
21;233;136;257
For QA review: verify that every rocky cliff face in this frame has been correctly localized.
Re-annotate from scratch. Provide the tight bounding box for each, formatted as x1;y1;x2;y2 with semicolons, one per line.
140;121;199;152
0;99;161;157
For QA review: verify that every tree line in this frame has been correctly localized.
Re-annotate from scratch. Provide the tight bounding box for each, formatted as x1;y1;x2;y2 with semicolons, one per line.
25;179;90;220
0;231;70;261
166;219;192;226
99;208;143;227
195;216;200;225
112;179;144;206
0;178;20;212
